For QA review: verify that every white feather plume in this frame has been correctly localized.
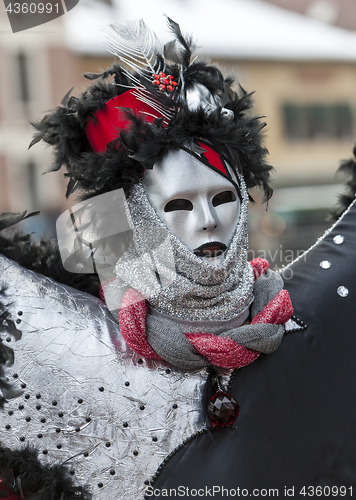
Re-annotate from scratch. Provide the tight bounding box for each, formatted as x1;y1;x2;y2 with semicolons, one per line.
105;20;163;83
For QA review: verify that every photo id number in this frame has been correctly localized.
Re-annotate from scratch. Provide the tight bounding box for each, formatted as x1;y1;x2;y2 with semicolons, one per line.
299;486;353;497
6;3;59;14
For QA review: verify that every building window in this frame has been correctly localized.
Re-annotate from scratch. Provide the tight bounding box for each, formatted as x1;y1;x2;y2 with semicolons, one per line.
16;52;31;104
283;103;354;140
27;160;37;209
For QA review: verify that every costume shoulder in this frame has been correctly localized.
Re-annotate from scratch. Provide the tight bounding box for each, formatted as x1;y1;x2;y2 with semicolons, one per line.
150;198;356;497
0;254;207;499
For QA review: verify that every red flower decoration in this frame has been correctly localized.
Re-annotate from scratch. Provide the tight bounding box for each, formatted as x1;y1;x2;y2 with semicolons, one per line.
152;71;177;93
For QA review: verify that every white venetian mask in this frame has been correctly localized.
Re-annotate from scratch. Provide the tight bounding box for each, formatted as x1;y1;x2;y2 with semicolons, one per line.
142;148;240;265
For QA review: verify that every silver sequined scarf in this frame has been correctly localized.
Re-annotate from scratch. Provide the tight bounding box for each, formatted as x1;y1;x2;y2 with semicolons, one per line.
111;174;254;322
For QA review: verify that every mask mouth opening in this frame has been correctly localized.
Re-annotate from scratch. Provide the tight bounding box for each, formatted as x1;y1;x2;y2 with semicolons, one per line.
193;241;227;258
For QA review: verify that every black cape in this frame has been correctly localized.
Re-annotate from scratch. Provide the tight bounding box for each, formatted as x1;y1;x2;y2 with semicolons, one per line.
152;199;356;499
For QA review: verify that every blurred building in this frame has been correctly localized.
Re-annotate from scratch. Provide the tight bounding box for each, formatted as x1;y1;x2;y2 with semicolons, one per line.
0;0;356;259
0;3;78;235
262;0;356;31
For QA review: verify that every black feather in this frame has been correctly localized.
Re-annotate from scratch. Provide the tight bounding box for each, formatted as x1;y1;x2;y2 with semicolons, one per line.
0;211;39;232
120;89;273;201
0;213;100;298
83;72;104;81
165;17;195;68
28;135;41;149
30;29;273;203
61;87;74;106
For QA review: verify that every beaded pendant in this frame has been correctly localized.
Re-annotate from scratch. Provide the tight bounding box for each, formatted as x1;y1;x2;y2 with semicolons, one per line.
207;391;240;429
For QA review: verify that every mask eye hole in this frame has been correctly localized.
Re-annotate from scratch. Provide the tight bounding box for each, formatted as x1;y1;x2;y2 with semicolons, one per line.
164;199;193;212
212;190;236;207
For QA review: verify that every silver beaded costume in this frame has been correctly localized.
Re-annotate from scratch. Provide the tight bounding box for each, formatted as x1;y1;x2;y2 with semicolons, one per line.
0;253;209;499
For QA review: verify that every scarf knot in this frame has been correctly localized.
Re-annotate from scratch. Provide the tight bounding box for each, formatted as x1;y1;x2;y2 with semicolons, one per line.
117;258;293;370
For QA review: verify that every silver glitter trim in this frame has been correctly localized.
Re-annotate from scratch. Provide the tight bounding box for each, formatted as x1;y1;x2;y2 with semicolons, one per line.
333;234;345;245
281;198;356;271
319;260;331;269
337;285;349;297
285;318;305;332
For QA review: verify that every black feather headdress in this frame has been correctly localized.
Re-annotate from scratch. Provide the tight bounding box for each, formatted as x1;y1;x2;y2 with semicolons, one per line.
31;17;273;202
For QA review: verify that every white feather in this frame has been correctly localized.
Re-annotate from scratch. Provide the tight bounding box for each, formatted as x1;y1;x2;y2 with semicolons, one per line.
105;20;163;82
132;88;174;125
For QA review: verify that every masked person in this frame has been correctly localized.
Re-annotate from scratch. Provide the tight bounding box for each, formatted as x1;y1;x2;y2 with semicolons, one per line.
0;19;356;500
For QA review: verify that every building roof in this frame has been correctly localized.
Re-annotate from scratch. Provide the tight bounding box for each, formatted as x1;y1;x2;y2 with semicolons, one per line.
261;0;356;32
65;0;356;61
